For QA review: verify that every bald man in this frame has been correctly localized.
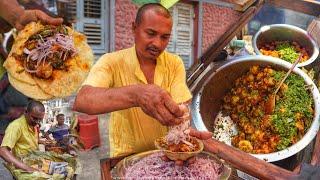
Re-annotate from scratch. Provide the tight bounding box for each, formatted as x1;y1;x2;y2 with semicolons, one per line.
0;100;45;172
74;3;211;158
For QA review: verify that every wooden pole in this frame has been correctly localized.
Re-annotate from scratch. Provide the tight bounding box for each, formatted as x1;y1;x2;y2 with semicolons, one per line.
204;138;300;180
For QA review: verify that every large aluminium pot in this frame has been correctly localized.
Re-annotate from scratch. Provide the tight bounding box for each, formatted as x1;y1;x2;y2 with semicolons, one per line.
191;55;320;162
252;24;319;67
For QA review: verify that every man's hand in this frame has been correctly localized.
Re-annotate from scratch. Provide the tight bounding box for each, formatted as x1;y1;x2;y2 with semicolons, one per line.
0;147;38;173
14;10;63;30
189;128;213;140
136;84;184;126
24;166;38;173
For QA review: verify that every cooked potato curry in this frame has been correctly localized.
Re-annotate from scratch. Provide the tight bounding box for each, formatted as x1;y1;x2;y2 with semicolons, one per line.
259;41;309;63
222;66;313;153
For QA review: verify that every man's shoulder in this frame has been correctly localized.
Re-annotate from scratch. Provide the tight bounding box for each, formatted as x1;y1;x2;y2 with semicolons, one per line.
63;124;69;129
52;124;69;130
161;50;179;58
159;51;184;66
57;124;69;130
8;115;25;126
6;115;25;130
98;47;133;63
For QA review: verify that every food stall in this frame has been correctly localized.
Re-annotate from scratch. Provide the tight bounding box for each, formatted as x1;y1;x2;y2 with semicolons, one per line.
100;0;320;179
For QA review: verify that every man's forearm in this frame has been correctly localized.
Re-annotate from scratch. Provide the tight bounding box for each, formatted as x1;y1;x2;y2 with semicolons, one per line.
0;0;24;27
0;147;33;171
73;85;139;115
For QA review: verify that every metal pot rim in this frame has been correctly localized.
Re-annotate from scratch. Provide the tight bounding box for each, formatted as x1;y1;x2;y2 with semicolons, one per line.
191;55;320;162
252;24;319;67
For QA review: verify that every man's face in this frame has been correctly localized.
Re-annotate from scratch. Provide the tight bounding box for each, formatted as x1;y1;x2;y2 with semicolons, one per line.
133;10;172;61
57;115;65;125
26;109;45;127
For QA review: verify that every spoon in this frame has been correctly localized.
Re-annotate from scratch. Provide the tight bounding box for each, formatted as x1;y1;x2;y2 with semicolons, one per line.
265;54;302;114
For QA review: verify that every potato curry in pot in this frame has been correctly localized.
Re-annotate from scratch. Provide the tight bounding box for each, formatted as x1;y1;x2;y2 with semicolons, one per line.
222;66;313;154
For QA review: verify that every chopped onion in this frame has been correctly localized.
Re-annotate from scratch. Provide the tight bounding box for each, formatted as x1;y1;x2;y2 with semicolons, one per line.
23;48;31;55
166;120;191;145
124;152;222;179
23;32;77;73
24;58;38;73
166;104;191;145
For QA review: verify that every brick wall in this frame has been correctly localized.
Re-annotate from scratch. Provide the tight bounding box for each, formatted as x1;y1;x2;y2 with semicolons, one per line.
201;3;241;53
115;0;138;50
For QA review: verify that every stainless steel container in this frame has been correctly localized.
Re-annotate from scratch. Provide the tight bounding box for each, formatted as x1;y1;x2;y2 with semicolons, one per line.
190;55;320;162
253;24;319;67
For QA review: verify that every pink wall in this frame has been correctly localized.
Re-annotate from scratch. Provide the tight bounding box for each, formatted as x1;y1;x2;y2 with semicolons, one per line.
115;0;138;50
201;3;241;53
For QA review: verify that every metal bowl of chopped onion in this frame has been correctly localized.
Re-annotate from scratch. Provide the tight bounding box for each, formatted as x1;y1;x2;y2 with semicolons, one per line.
190;55;320;162
112;150;231;179
253;24;319;67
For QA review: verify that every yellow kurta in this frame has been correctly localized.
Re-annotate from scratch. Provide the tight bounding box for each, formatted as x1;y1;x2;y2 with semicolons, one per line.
83;46;192;157
1;115;39;156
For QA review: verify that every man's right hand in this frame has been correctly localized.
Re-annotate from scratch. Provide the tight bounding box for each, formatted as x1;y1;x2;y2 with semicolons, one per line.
135;84;184;126
24;166;38;173
0;147;38;173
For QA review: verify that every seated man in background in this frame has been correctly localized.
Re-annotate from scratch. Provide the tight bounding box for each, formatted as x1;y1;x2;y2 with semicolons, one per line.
0;100;45;172
45;114;69;144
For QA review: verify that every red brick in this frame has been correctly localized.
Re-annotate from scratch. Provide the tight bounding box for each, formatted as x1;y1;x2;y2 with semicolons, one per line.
115;0;138;50
201;3;241;53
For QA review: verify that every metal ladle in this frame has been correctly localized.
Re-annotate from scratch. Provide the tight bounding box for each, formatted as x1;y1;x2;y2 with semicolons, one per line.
265;54;303;114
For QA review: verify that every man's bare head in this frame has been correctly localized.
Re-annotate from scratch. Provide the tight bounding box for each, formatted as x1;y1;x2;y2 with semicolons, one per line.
133;3;173;61
25;100;45;127
135;3;171;26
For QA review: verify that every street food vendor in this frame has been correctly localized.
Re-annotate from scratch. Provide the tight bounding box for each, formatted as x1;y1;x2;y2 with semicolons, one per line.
73;3;211;158
0;100;45;172
44;114;69;144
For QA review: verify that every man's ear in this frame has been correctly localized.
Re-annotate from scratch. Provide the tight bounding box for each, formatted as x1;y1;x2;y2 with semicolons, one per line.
132;22;136;32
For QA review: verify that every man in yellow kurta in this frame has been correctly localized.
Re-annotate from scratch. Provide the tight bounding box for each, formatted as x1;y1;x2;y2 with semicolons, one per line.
0;100;44;172
74;3;210;158
1;115;39;156
81;46;191;157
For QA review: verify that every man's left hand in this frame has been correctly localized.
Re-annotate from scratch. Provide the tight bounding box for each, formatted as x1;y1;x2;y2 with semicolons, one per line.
14;10;63;30
189;128;212;140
